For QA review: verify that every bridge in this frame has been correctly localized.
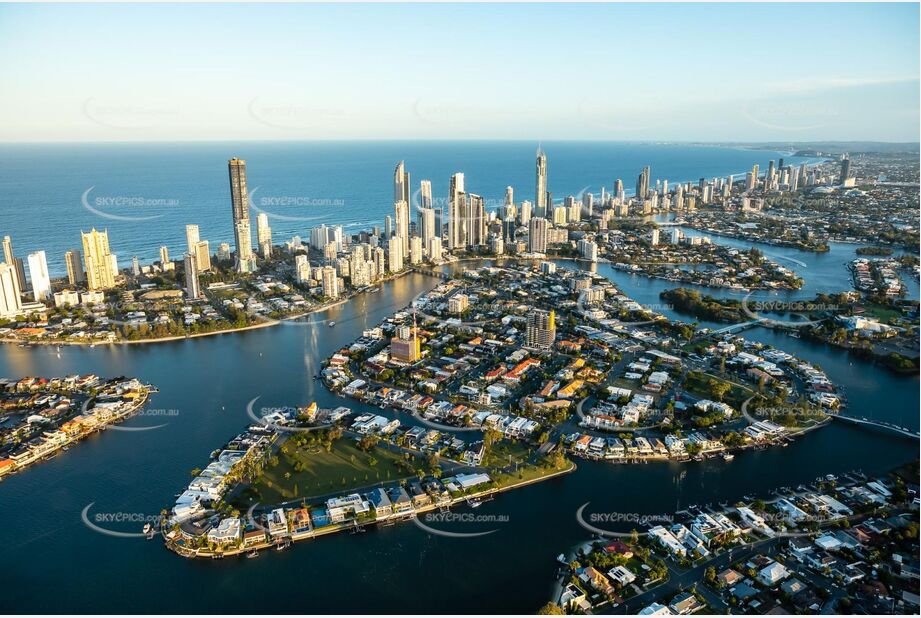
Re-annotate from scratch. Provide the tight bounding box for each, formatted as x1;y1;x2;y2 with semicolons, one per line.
409;266;452;280
693;319;764;341
832;414;919;440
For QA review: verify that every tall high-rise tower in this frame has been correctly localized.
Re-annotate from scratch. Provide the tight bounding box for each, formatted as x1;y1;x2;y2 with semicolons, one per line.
839;154;852;184
65;249;85;285
447;172;466;250
535;148;548;218
2;235;26;293
81;228;116;290
394;161;411;253
228;158;254;273
636;166;650;200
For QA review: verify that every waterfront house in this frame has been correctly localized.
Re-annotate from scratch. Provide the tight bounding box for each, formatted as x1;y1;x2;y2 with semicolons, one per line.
207;517;241;545
266;508;289;539
736;506;775;537
560;583;591;613
409;482;432;509
648;525;686;557
388;486;414;515
368;488;393;519
242;526;267;547
602;540;633;559
326;494;370;523
453;472;491;492
288;508;312;538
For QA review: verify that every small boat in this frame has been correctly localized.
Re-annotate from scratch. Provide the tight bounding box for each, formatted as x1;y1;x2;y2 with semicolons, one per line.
722;452;735;462
275;541;291;551
467;498;482;508
557;554;569;565
246;551;259;559
328;321;336;327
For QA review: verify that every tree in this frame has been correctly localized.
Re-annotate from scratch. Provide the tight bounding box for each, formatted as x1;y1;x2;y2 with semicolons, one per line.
708;378;731;402
537;602;565;615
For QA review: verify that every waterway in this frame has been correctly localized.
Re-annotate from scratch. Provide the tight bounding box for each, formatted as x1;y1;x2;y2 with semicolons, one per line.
1;250;917;613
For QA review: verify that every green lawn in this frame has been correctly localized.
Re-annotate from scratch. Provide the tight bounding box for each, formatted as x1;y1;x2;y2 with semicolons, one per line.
482;439;534;470
861;303;903;323
683;372;752;407
239;438;413;506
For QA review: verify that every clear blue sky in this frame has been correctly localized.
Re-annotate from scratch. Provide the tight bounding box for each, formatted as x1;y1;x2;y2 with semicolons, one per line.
1;3;918;142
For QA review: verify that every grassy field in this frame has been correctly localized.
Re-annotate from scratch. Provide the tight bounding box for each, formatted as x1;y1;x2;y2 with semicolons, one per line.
482;439;533;470
683;372;752;408
238;438;414;506
861;303;903;323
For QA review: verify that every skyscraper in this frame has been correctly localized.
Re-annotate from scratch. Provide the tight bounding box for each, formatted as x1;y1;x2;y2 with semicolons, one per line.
387;236;404;273
2;235;26;293
528;217;549;254
535;148;548;218
466;194;486;249
185;224;200;253
256;212;273;258
321;266;339;299
420;207;437;242
426;236;442;263
183;252;201;299
81;228;117;290
526;309;556;350
419;179;433;209
840;154;852;184
27;250;51;301
418;179;433;236
228;158;255;273
64;249;85;285
582;193;593;219
636;166;650;200
394;161;411;253
519;200;532;225
505;186;514;206
0;262;22;318
448;172;466;250
295;254;312;283
195;241;211;272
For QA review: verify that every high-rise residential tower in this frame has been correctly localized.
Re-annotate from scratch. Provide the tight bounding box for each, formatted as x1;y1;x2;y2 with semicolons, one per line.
228;158;255;273
256;212;273;258
535;148;548;218
394;161;411;253
447;172;465;250
64;249;85;285
2;236;26;293
526;309;556;350
184;252;201;299
528;217;549;254
27;250;51;301
0;262;22;318
636;166;650;200
81;228;117;290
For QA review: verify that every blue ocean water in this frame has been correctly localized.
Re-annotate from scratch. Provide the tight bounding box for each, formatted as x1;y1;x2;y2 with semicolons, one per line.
0;141;817;277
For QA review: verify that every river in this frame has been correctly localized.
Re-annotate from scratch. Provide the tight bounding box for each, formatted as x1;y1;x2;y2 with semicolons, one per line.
0;250;917;613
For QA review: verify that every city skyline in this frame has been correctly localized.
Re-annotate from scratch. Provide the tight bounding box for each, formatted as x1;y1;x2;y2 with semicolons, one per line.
0;3;918;143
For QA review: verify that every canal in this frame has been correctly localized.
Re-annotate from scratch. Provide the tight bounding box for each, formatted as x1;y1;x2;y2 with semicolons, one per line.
0;247;917;613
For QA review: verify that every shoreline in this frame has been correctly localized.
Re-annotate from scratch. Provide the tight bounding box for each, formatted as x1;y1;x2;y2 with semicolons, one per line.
164;460;576;560
0;386;152;481
0;268;430;348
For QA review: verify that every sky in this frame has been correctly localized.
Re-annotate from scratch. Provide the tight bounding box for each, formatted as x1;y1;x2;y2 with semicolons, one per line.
0;3;918;143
